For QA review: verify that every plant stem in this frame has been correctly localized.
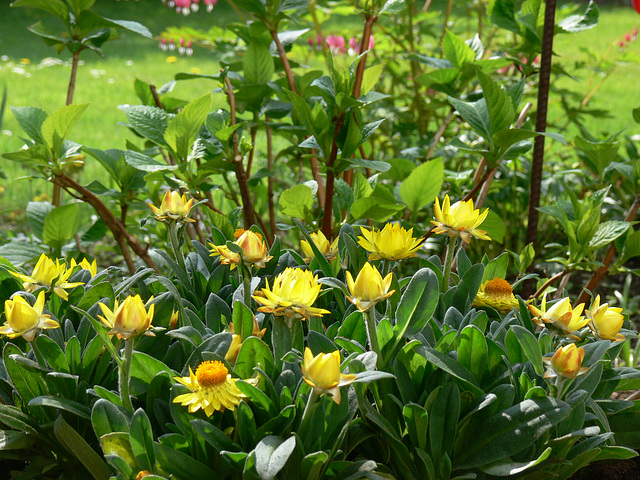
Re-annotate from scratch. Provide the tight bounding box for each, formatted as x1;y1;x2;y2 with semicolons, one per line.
439;0;454;46
321;115;345;238
300;390;319;431
442;235;458;293
119;338;135;412
271;29;297;94
364;309;382;369
266;118;276;239
168;222;186;272
352;14;377;98
66;50;80;106
241;264;252;308
532;269;567;300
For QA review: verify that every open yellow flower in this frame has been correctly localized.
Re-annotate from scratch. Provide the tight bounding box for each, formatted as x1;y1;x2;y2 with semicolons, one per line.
587;295;625;342
70;258;98;278
0;291;59;341
148;190;195;223
544;344;588;379
173;360;247;416
11;254;84;301
98;295;155;339
253;268;330;321
210;229;272;270
302;348;357;404
300;231;339;263
473;278;519;312
431;194;490;243
346;262;395;312
357;223;423;261
528;296;588;336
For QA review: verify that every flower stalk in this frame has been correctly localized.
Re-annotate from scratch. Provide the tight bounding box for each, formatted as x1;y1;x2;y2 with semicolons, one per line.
442;235;458;293
119;338;135;412
168;222;186;272
364;309;382;369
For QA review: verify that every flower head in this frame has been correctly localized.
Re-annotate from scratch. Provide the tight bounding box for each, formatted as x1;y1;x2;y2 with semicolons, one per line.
148;191;195;223
346;262;395;312
528;296;588;336
300;231;339;263
210;229;272;270
431;195;490;243
10;254;84;301
302;348;357;404
586;295;625;342
70;258;98;278
473;278;519;312
253;268;330;322
173;360;246;416
98;295;155;339
357;223;423;261
544;344;588;379
0;291;59;341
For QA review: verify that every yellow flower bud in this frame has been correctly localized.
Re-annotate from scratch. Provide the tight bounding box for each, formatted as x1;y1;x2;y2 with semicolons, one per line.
210;229;272;269
346;262;394;312
587;295;625;342
301;347;356;404
528;296;589;336
431;194;490;243
546;344;588;379
98;295;155;339
300;231;339;263
0;291;59;341
148;190;195;223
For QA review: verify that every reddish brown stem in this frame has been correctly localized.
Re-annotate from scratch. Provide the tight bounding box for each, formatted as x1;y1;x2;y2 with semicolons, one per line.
271;29;297;94
576;194;640;305
352;15;377;98
532;269;567;300
321;115;345;238
266;119;276;240
54;173;157;274
66;50;80;106
225;76;256;228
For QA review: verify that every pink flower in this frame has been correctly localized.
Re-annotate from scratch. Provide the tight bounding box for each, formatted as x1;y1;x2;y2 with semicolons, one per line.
349;36;358;51
326;35;346;54
368;34;375;50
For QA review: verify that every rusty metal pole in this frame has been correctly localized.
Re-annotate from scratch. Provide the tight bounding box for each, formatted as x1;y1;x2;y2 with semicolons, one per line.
524;0;557;297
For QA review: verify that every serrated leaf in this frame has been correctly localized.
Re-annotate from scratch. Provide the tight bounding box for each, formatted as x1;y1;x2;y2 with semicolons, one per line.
10;106;48;144
26;201;54;240
588;221;630;249
164;94;212;160
278;184;313;219
448;96;492;141
11;0;69;20
118;105;168;147
477;70;515;135
41;104;89;154
361;64;384;95
443;30;476;69
399;158;444;212
43;203;80;250
350;197;404;222
244;42;275;85
558;1;598;33
124;150;177;172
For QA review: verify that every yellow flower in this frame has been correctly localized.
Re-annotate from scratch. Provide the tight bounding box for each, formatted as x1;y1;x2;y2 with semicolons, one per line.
253;268;330;321
357;223;423;261
20;58;31;65
300;231;339;263
346;262;395;312
301;348;357;404
173;360;246;416
0;291;59;341
70;258;98;277
587;295;625;342
148;190;195;223
431;194;490;243
166;56;178;63
544;344;588;379
210;229;272;270
528;296;588;336
473;278;519;312
10;254;84;301
98;295;155;339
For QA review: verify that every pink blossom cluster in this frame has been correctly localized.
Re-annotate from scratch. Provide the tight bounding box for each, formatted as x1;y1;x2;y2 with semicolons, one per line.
161;0;217;14
619;26;638;52
308;34;375;55
159;37;194;56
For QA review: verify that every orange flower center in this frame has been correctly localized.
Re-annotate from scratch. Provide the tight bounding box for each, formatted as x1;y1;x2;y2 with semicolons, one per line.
234;228;263;240
484;278;513;298
196;360;228;387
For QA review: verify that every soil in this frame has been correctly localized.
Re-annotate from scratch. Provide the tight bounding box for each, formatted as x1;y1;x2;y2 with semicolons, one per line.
569;453;640;480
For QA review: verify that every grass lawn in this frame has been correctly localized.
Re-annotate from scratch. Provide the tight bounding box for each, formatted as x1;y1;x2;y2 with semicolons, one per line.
0;0;638;222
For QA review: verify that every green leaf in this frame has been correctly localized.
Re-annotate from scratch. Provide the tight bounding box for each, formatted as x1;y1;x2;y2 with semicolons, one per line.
361;64;384;95
29;396;91;419
124;150;177;172
394;268;439;340
442;30;476;69
633;106;640;125
429;383;460;464
481;447;552;476
91;399;129;439
341;115;363;159
399;159;444;212
350;197;404;222
278;184;313;219
481;210;506;244
477;70;515;134
417;346;483;396
244;42;275;85
43;203;80;250
119;105;168;147
130;352;173;395
235;337;274;380
54;415;112;480
10;106;48;144
164;94;212;160
26;201;53;240
75;11;152;38
454;397;571;469
448;96;492;141
130;408;155;472
575;136;620;177
0;430;35;451
558;1;598;33
588;221;630;249
41;104;89;154
509;326;544;376
67;0;95;13
488;0;520;33
155;442;216;478
11;0;69;20
457;326;488;384
254;435;297;480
